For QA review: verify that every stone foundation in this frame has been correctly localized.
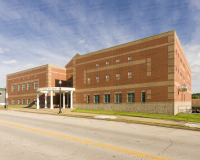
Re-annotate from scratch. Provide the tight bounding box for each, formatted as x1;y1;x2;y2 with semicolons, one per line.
74;102;175;115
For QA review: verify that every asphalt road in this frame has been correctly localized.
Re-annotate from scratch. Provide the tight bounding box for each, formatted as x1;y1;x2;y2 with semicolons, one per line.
0;110;200;160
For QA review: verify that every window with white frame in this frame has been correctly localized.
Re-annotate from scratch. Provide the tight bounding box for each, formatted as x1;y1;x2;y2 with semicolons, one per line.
27;83;30;90
94;95;100;103
18;99;21;105
22;83;25;91
27;98;30;105
104;94;110;103
115;94;122;103
127;93;135;102
116;59;120;63
87;95;90;103
128;56;132;60
13;99;15;105
18;84;21;91
12;85;15;92
106;75;109;79
116;73;120;78
23;99;25;105
96;63;99;67
106;61;109;65
128;72;132;76
34;81;37;89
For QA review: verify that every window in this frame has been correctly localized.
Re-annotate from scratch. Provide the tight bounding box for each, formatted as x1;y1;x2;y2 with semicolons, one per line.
27;83;30;90
116;59;120;63
34;81;37;89
106;75;109;79
116;74;120;78
27;98;30;105
94;95;100;103
127;93;135;102
115;94;122;103
18;99;21;105
18;84;21;91
87;95;90;103
13;99;15;105
88;78;90;82
12;85;15;92
104;94;110;103
0;91;2;96
128;56;132;60
67;81;71;87
128;72;132;76
96;63;99;67
142;92;145;102
96;76;99;80
23;99;25;105
106;61;109;65
22;83;25;91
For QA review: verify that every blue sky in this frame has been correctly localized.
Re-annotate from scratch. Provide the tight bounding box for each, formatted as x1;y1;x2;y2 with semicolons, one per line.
0;0;200;93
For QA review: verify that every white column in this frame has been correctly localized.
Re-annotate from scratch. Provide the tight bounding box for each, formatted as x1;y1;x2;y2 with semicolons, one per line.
37;92;39;109
63;92;65;109
70;91;73;109
67;93;69;108
45;93;47;108
50;91;53;109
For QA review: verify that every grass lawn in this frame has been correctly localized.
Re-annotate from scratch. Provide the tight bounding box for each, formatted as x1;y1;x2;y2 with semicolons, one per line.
72;108;200;123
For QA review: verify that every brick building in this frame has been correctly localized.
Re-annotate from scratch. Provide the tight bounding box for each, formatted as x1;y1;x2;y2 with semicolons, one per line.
6;30;191;115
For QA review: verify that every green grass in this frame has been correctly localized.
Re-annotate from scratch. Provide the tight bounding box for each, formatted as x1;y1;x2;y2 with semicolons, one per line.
72;108;200;123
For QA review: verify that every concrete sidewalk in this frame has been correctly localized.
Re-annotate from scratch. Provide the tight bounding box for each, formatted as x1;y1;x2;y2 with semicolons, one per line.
2;107;200;130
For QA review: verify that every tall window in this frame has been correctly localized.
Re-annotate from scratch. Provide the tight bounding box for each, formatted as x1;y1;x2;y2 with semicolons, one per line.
106;75;109;79
27;98;30;105
142;92;145;102
12;85;15;92
13;99;15;105
18;99;21;105
88;78;90;82
128;56;132;60
23;99;25;105
96;63;99;67
116;59;120;63
22;83;25;91
94;95;100;103
87;95;90;103
127;93;135;102
34;81;37;89
27;83;30;90
106;61;109;65
67;81;71;87
96;76;99;80
104;94;110;103
18;84;21;91
128;72;132;76
115;94;122;103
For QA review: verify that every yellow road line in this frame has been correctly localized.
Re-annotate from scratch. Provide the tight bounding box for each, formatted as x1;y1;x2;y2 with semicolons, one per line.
107;121;117;126
138;124;170;133
0;121;172;160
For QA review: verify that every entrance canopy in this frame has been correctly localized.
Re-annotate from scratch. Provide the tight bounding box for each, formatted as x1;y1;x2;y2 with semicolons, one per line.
36;87;75;109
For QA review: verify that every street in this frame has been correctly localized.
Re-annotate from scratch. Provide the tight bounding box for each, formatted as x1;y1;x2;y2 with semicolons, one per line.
0;110;200;160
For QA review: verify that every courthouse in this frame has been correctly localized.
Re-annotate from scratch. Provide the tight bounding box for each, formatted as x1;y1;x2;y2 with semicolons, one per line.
6;30;191;115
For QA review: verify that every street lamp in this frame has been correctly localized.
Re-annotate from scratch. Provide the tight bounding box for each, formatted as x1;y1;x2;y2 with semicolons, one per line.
4;86;6;109
59;80;62;113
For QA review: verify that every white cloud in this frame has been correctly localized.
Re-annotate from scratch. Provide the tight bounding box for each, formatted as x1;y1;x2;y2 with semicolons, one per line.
0;48;2;53
2;60;16;64
79;39;85;44
25;64;34;68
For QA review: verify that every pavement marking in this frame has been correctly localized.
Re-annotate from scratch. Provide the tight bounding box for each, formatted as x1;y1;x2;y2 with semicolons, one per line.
138;124;170;133
0;120;172;160
107;121;117;126
81;118;83;122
